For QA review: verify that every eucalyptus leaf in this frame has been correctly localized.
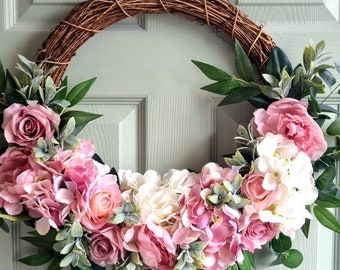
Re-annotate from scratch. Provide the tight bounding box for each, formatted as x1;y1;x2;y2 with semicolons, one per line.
313;206;340;233
234;40;255;82
71;220;83;238
191;60;231;81
59;252;74;268
66;77;96;107
60;242;75;255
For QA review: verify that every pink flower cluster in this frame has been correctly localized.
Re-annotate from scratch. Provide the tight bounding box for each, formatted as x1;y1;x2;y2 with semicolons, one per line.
0;104;122;235
0;98;325;269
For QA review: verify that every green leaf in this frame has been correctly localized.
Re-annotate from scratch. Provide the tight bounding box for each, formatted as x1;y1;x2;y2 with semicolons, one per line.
301;217;310;238
0;218;9;233
0;213;32;222
319;69;336;87
314;64;334;73
201;80;242;95
47;255;63;270
219;86;261;106
303;45;316;72
315;40;326;55
234;40;255;82
240;251;255;269
0;59;5;93
315;166;336;190
66;77;96;106
21;236;55;249
326;117;340;136
271;233;292;253
265;46;293;78
191;60;231;81
61;110;102;136
53;82;68;102
19;250;54;266
281;249;303;268
227;264;239;270
315;191;340;208
307;95;321;117
4;70;24;105
313;206;340;233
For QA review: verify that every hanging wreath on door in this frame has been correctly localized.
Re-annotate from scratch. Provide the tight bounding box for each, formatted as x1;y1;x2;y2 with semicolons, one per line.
0;0;340;269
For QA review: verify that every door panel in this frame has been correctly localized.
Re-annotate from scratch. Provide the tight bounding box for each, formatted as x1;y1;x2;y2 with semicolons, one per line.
0;1;339;269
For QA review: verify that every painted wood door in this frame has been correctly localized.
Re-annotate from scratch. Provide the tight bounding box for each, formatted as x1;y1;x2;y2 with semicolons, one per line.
0;1;340;269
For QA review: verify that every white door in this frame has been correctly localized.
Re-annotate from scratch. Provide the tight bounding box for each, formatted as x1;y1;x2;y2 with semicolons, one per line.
0;1;340;269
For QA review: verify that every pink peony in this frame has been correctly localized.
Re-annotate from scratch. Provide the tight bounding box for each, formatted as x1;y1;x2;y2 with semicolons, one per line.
89;225;125;266
1;103;60;147
123;223;177;270
200;162;238;188
241;172;279;211
0;146;32;185
252;98;327;160
63;157;100;192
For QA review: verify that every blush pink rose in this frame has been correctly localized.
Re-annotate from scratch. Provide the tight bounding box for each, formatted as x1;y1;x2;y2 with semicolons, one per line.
89;225;125;266
252;98;327;160
123;223;177;270
1;103;60;147
79;173;122;230
241;172;279;210
243;215;277;249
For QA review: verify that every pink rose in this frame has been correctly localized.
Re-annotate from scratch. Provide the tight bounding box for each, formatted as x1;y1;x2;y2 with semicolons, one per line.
239;205;277;249
241;172;279;210
252;98;327;160
79;172;122;230
123;223;177;270
89;225;125;266
1;103;60;147
244;215;277;249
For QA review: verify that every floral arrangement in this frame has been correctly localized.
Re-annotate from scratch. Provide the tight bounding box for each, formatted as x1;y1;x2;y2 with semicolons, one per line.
0;40;340;270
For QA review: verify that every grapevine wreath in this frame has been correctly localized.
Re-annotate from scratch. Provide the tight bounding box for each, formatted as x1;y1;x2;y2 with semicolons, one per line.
1;0;340;270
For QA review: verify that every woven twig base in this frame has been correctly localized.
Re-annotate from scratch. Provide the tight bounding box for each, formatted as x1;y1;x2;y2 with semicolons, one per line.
36;0;275;85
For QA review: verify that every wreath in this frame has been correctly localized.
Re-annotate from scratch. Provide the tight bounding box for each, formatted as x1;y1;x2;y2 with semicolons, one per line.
1;0;340;270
